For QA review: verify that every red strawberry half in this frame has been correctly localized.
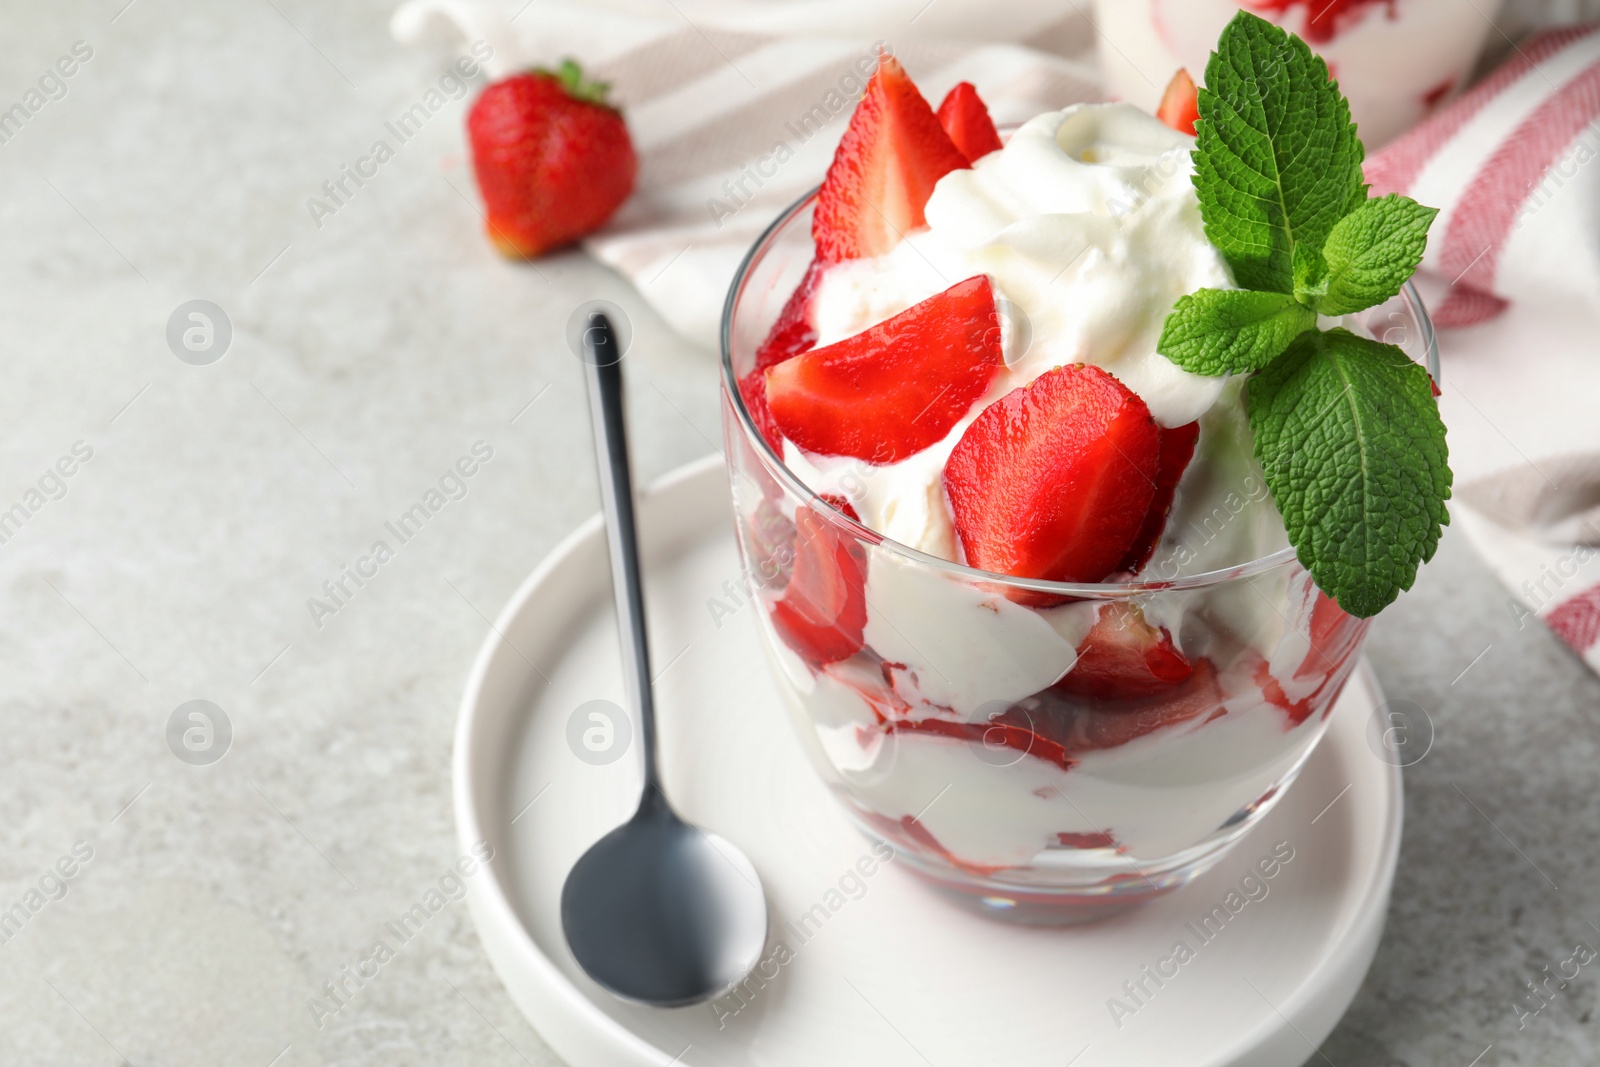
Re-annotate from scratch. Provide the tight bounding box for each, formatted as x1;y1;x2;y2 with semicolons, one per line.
769;496;868;667
1118;420;1200;574
944;364;1160;594
1053;601;1193;700
813;56;969;263
765;275;1004;464
1156;68;1200;136
936;82;1004;164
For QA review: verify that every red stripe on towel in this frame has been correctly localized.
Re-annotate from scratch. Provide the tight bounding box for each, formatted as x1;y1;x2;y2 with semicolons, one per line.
1546;582;1600;653
1433;287;1510;328
1437;58;1600;298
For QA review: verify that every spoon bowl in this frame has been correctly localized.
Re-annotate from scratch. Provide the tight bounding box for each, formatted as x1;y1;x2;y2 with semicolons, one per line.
561;787;769;1006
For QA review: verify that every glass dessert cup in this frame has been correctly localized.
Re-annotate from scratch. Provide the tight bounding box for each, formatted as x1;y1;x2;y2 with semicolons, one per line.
720;190;1438;924
1091;0;1505;148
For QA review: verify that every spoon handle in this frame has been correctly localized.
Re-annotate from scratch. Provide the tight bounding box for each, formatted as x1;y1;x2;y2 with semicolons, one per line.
582;313;660;792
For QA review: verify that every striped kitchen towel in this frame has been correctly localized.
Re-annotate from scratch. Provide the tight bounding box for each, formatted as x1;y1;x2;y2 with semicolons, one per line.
1362;25;1600;673
1366;24;1600;328
391;0;1105;349
395;2;1600;675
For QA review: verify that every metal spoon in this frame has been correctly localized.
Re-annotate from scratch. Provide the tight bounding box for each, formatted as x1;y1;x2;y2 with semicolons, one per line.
560;312;769;1007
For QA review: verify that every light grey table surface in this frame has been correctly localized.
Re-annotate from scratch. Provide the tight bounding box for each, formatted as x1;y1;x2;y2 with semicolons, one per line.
1;3;1597;1065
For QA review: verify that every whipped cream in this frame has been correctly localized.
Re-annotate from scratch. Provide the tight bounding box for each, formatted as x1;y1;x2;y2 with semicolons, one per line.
813;104;1233;428
789;102;1252;565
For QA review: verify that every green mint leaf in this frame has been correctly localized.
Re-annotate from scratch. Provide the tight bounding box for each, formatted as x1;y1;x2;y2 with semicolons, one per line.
1247;328;1451;618
1193;11;1365;293
1316;194;1439;316
1158;289;1317;375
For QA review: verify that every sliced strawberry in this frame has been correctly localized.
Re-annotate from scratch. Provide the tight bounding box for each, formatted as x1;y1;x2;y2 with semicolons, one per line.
1256;590;1369;726
741;258;828;451
1254;658;1313;727
830;655;914;731
936;81;1004;164
1118;420;1200;574
1053;601;1193;700
820;493;857;520
744;496;796;590
944;364;1160;593
768;499;867;667
765;275;1004;464
885;712;1077;772
813;57;969;263
1298;590;1362;679
1156;68;1199;135
737;369;783;451
1057;830;1117;849
1047;658;1222;751
886;656;1218;769
755;257;825;372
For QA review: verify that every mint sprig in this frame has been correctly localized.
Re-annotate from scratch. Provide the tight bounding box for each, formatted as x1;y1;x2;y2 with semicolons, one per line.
1160;11;1451;618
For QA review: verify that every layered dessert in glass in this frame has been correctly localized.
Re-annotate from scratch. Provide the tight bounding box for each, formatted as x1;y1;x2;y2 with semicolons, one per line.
1093;0;1504;147
719;57;1435;921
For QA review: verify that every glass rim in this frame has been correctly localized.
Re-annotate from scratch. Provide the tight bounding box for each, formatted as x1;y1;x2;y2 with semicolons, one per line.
718;184;1440;599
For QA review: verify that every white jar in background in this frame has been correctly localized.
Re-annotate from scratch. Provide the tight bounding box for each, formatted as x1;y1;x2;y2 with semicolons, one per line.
1093;0;1507;148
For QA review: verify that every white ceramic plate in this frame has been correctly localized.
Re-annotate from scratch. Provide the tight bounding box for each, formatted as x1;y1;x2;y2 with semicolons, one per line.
455;455;1402;1067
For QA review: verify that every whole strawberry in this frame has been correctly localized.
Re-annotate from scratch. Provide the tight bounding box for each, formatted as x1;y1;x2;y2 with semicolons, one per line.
467;59;637;258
